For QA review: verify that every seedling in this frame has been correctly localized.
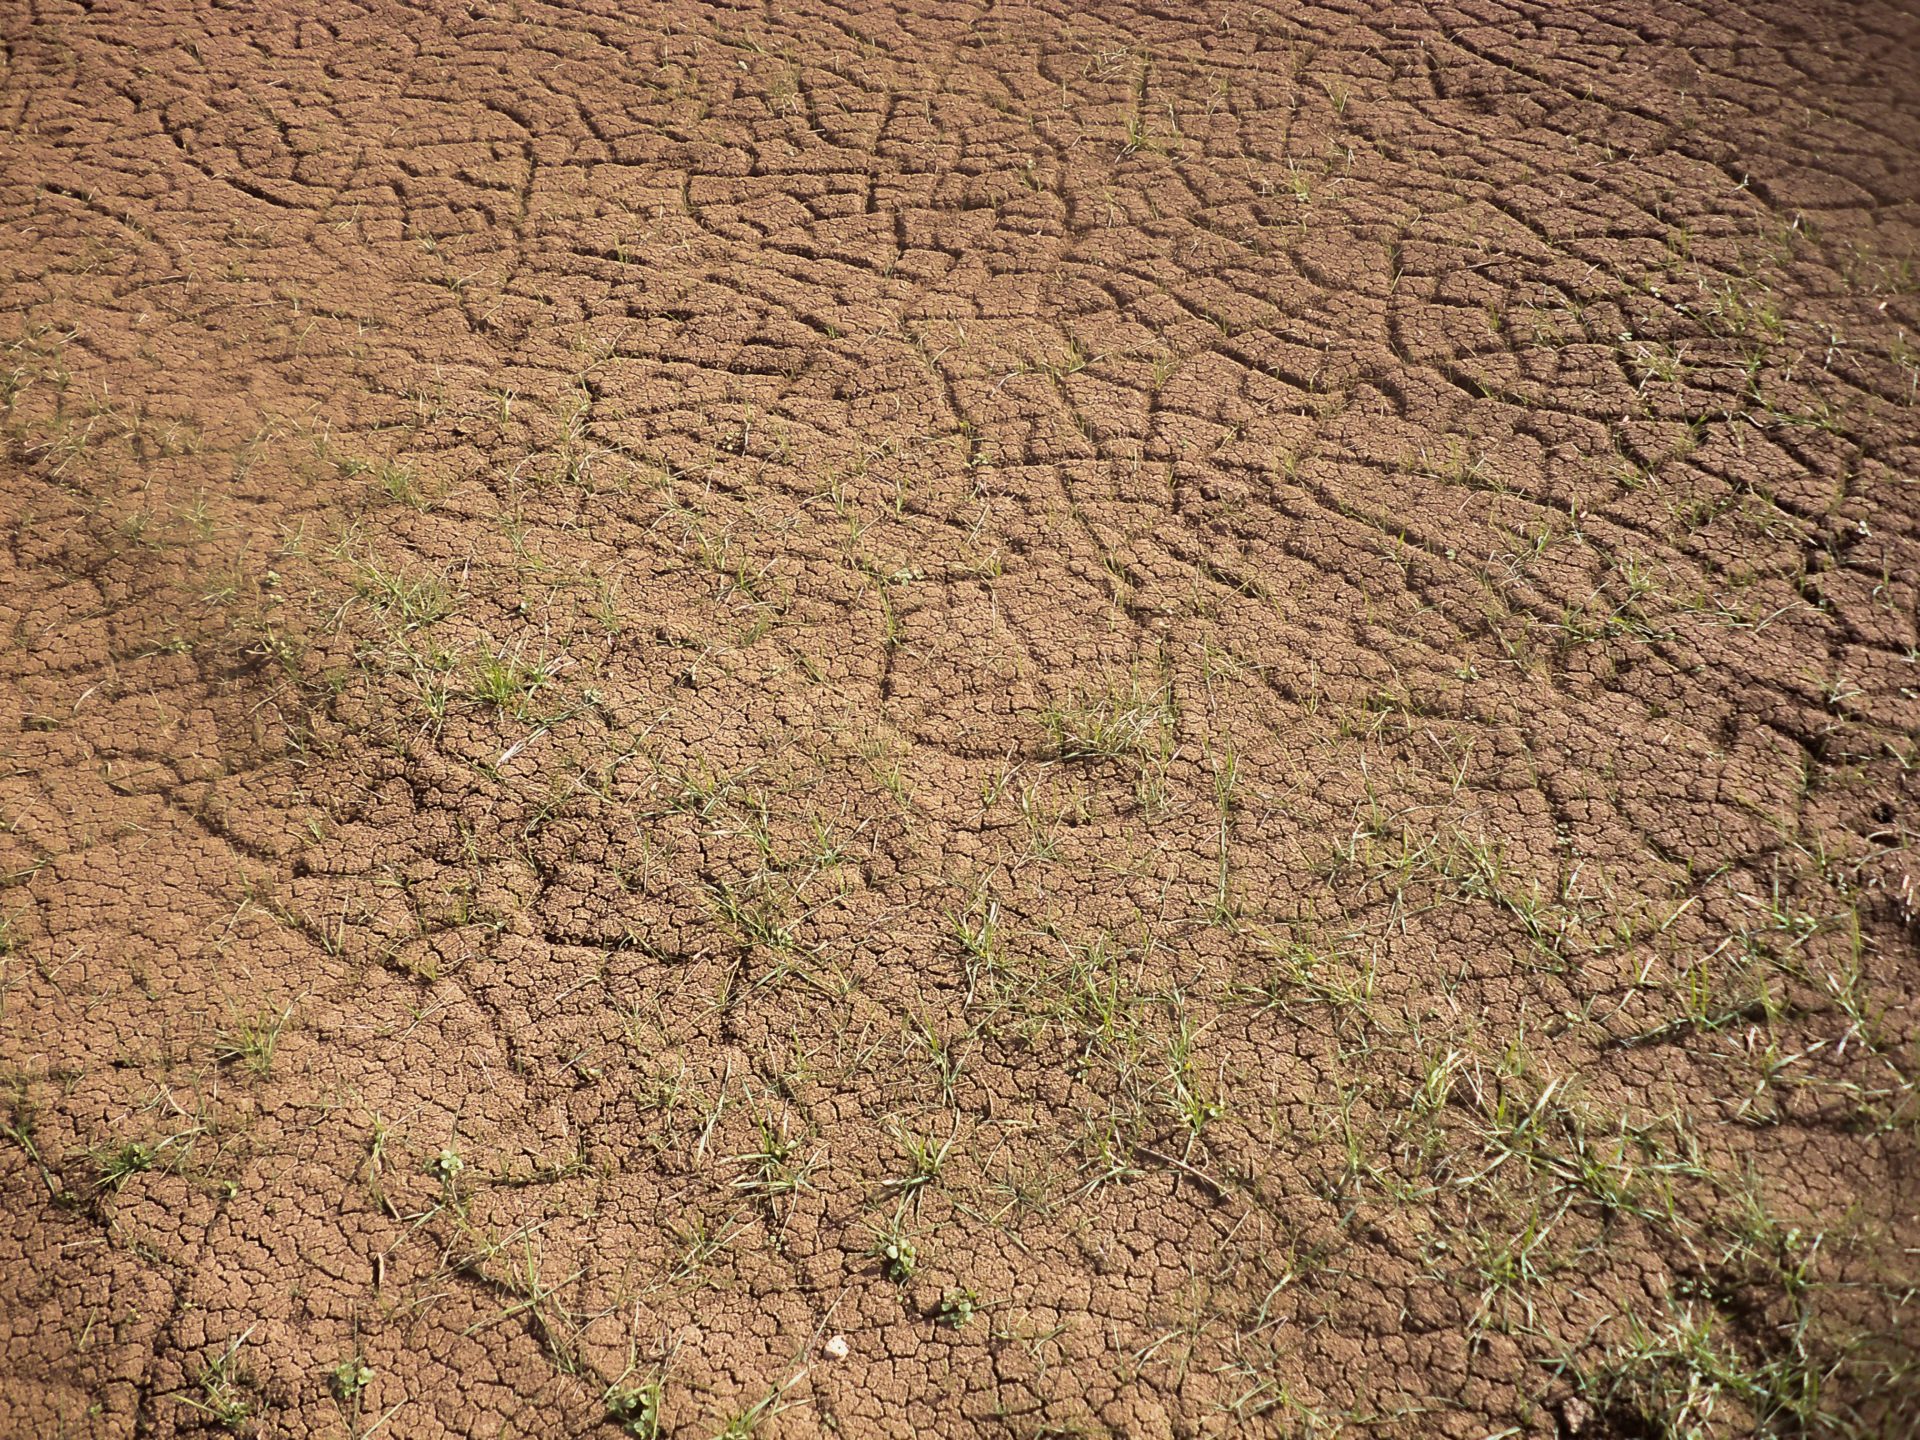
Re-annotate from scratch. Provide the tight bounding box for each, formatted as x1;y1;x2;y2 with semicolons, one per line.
604;1380;663;1438
92;1139;156;1193
212;1006;291;1079
730;1115;817;1202
872;1214;918;1282
881;1126;953;1202
935;1288;978;1329
332;1355;373;1400
179;1329;254;1430
470;647;552;713
376;461;424;507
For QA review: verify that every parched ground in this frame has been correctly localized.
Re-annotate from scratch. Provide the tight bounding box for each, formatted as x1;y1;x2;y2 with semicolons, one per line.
3;1;1918;1437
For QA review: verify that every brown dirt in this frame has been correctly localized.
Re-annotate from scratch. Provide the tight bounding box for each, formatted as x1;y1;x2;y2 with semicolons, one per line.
3;2;1919;1437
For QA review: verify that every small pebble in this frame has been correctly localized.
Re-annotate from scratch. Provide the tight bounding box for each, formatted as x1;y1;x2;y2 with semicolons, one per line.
823;1335;849;1360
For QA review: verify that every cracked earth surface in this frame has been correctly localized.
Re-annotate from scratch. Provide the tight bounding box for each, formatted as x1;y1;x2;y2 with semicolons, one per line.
3;2;1919;1437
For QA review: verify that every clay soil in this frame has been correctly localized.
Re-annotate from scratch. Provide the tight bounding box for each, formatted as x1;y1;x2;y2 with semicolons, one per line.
4;2;1920;1437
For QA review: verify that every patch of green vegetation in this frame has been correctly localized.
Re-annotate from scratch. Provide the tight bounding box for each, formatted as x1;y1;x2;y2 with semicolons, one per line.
92;1139;157;1193
935;1287;979;1329
331;1354;372;1400
1038;678;1172;763
605;1380;662;1438
212;1005;291;1079
179;1330;254;1430
872;1211;918;1282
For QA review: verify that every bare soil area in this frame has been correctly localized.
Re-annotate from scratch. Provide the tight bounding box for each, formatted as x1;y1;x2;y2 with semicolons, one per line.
3;2;1919;1437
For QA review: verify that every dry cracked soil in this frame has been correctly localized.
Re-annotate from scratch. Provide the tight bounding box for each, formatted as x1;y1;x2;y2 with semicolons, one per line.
3;2;1920;1438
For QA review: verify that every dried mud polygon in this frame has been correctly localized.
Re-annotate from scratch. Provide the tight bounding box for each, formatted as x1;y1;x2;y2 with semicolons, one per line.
2;3;1918;1438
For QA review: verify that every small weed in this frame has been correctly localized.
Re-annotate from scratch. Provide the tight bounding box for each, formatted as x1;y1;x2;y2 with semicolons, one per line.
212;1006;291;1079
375;461;425;507
429;1147;464;1187
715;1379;800;1439
470;647;552;713
872;1212;918;1282
730;1115;818;1203
880;1125;954;1203
605;1380;663;1438
92;1139;156;1193
935;1288;979;1329
1039;679;1171;763
331;1355;373;1400
179;1329;254;1430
